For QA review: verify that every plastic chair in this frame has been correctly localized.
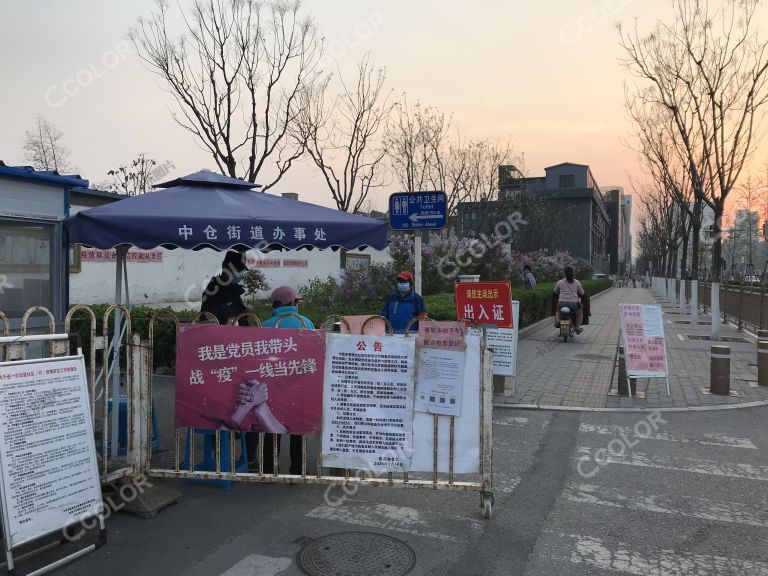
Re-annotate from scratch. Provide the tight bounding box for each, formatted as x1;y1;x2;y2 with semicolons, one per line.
182;429;248;491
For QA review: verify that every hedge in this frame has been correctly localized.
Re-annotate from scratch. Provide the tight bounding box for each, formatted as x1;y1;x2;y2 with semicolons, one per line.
68;279;613;369
422;279;613;327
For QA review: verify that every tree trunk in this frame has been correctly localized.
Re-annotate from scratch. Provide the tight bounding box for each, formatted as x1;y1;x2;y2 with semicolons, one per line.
712;204;724;283
691;199;702;279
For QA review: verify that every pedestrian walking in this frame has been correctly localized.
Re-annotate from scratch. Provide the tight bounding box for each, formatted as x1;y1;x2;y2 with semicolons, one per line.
522;264;537;289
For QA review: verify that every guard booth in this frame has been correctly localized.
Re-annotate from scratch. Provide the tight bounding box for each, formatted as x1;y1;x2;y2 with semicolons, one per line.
0;162;120;336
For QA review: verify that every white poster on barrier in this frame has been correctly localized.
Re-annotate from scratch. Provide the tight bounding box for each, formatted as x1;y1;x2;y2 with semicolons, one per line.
0;356;102;548
322;334;416;472
411;333;481;474
414;348;466;416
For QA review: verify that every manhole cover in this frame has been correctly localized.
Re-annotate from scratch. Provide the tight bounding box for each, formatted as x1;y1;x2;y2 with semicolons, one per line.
572;353;613;362
296;532;416;576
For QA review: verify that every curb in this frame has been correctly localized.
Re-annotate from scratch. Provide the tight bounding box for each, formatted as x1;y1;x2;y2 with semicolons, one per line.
492;399;768;413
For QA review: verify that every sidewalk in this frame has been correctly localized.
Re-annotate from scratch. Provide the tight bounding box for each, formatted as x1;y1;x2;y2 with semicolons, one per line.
496;286;768;409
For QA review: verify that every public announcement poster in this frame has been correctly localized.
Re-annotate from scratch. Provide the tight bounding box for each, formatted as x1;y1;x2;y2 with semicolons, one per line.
415;322;466;416
176;324;325;436
322;334;416;472
0;356;102;547
468;301;520;376
619;304;668;378
411;332;482;474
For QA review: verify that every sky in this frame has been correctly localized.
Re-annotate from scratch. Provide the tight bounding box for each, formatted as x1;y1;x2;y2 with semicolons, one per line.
1;0;766;216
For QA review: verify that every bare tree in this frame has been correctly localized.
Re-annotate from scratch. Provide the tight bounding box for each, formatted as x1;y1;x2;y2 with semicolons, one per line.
384;97;519;221
619;0;768;283
131;0;322;189
634;179;679;276
384;97;449;195
626;98;701;277
295;54;391;212
107;153;160;195
23;115;72;173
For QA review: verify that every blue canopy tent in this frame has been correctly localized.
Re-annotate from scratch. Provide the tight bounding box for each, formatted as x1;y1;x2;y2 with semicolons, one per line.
65;169;388;458
66;169;388;252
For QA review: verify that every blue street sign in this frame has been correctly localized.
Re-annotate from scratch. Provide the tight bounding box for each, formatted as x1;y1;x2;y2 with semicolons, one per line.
388;191;447;231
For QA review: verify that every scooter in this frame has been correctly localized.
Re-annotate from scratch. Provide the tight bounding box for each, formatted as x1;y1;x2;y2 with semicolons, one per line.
559;306;575;342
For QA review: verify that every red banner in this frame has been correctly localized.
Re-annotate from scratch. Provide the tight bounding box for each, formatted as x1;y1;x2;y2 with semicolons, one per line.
454;281;513;328
80;248;163;263
175;324;325;435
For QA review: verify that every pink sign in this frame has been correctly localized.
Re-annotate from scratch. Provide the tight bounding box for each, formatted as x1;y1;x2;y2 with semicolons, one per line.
417;321;466;351
176;324;325;435
619;304;668;376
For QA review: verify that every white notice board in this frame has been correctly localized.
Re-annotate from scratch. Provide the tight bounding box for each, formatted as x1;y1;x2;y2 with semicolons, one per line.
411;333;481;474
468;299;519;376
0;356;102;547
322;334;416;473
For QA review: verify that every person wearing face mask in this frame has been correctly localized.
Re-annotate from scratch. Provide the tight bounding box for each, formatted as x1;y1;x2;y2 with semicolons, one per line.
200;250;249;326
257;286;315;475
380;271;427;334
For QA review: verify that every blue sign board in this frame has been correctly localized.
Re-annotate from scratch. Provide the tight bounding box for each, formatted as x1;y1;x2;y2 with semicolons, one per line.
389;191;447;231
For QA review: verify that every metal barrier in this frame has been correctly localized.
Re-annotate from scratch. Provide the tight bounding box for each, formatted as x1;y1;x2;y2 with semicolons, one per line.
144;312;495;518
651;277;768;332
0;305;139;486
1;306;495;517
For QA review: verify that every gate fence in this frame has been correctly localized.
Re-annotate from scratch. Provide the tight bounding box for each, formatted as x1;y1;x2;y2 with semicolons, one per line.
0;306;495;518
649;277;767;332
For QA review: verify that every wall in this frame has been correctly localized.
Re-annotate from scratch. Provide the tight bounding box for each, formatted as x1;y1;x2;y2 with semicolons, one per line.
69;245;392;309
544;164;588;190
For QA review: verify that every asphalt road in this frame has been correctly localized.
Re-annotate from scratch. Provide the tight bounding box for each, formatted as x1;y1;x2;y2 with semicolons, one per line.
26;405;768;575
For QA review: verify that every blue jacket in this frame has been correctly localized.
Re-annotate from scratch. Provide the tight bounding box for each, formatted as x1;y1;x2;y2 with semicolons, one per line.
261;306;315;329
380;291;426;334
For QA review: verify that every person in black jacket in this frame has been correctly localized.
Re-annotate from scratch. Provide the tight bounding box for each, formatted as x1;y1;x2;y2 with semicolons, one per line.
200;250;249;326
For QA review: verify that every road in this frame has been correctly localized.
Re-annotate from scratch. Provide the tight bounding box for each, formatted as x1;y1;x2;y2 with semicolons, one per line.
39;404;768;576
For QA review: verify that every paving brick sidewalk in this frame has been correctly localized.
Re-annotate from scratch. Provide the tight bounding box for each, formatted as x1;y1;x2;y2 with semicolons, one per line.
495;286;768;409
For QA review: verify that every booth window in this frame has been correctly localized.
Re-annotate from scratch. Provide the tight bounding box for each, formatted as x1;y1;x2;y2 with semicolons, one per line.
0;220;54;318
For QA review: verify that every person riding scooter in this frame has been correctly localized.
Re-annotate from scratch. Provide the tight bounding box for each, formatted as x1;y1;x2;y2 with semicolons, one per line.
553;266;585;335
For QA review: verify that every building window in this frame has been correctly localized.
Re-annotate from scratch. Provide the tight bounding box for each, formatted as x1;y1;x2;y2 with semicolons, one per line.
0;220;53;318
559;174;575;188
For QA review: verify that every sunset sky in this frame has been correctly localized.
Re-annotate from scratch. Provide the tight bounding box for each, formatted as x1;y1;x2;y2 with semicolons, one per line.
2;0;766;215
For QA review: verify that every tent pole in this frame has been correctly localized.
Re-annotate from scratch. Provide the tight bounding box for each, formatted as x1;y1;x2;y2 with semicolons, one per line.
110;246;127;459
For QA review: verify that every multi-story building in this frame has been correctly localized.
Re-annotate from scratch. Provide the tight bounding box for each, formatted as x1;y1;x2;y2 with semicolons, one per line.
603;187;632;276
457;162;612;273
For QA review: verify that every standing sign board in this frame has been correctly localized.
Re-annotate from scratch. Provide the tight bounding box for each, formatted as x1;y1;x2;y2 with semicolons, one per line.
0;355;103;556
388;192;447;231
455;282;519;376
479;301;520;377
618;304;670;395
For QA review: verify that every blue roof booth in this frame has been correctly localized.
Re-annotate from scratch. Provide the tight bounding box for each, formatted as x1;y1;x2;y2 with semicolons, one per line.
0;162;120;332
